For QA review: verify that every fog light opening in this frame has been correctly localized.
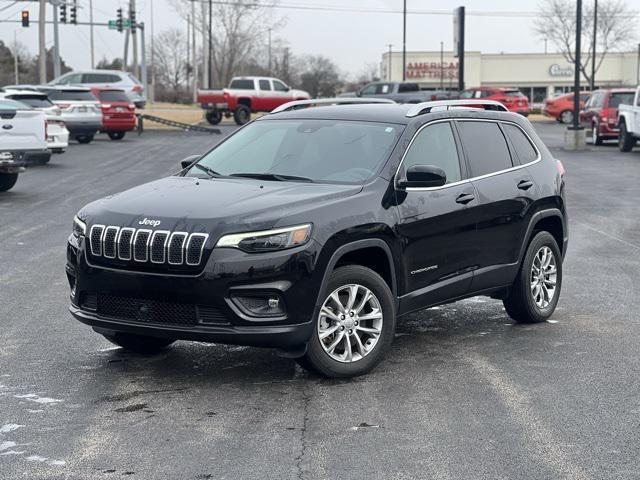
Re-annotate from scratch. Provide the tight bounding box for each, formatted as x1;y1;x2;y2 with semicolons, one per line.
230;293;286;318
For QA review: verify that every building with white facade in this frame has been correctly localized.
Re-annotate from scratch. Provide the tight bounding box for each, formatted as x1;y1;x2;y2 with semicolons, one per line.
381;50;639;102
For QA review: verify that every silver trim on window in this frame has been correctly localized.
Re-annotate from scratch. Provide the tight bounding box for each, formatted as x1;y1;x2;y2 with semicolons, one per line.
394;118;542;192
185;233;209;266
405;99;508;117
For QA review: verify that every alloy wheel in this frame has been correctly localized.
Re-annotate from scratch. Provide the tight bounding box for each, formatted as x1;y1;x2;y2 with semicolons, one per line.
317;284;383;363
530;246;557;309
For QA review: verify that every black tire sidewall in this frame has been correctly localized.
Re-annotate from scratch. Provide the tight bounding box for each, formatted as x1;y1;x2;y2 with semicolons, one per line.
108;132;125;140
206;110;222;125
303;265;396;378
0;173;19;192
519;232;563;322
233;105;251;125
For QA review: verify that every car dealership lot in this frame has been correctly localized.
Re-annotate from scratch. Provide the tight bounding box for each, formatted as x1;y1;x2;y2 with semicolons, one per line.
1;124;639;479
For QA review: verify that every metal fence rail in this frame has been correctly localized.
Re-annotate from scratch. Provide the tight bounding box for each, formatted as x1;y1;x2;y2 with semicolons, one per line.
136;114;221;135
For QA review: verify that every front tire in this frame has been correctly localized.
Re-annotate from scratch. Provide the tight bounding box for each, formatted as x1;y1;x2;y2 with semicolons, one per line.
299;265;396;378
504;231;562;324
0;173;19;192
76;134;94;144
619;121;636;152
233;104;251;125
102;332;175;354
108;131;126;140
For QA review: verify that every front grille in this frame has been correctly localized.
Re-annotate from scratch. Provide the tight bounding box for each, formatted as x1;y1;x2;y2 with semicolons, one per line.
95;294;229;326
89;224;208;269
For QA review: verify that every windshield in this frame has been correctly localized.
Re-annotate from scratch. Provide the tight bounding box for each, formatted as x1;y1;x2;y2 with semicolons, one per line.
187;119;403;184
7;95;53;108
609;92;635;109
98;90;130;102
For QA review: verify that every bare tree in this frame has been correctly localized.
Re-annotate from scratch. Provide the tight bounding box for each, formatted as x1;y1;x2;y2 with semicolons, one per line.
298;55;342;98
356;63;380;84
533;0;637;85
152;29;189;102
170;0;284;87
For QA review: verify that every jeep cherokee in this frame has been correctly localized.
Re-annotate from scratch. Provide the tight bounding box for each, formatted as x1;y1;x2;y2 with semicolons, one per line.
67;99;568;378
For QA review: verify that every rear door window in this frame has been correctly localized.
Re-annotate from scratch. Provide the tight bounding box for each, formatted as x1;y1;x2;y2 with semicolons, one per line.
457;121;513;177
609;92;635;109
259;80;271;91
503;124;538;165
398;83;419;93
402;122;462;184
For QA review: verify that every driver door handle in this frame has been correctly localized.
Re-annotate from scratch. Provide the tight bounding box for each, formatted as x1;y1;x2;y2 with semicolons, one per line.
455;193;475;205
517;180;534;191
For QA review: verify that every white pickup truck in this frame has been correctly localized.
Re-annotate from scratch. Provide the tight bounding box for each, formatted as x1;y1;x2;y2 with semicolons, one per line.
0;99;48;192
618;86;640;152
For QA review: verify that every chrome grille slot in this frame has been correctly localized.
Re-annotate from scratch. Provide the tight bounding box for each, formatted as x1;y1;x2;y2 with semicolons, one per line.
102;226;120;259
150;230;170;264
168;232;188;265
186;234;208;265
133;229;152;262
87;224;209;270
89;225;104;256
117;228;135;260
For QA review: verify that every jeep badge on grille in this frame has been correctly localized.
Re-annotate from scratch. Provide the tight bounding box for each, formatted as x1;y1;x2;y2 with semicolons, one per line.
138;218;161;227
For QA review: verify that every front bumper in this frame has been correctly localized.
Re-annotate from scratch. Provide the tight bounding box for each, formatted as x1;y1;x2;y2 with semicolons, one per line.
66;236;324;348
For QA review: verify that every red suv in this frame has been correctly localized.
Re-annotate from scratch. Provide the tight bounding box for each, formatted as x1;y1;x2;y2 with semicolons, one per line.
543;92;591;124
579;89;635;145
460;88;530;116
91;88;136;140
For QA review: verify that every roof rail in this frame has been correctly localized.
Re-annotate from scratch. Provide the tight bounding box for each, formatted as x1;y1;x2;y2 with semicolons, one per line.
271;97;395;114
406;99;508;117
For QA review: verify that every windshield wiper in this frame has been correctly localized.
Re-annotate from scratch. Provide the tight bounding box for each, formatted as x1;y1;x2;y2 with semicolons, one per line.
193;163;222;178
230;173;314;183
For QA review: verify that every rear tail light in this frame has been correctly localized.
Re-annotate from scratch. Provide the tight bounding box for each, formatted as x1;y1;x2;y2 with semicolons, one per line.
132;85;143;93
57;103;71;110
101;104;112;109
128;104;136;110
431;94;437;101
556;160;565;177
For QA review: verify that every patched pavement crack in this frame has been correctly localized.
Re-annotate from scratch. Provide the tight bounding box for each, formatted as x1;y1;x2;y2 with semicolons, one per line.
295;386;310;480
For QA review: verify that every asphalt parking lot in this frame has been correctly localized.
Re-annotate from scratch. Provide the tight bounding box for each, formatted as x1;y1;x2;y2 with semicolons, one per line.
1;123;639;480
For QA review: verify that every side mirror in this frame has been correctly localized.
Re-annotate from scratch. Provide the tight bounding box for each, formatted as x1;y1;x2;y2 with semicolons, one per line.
180;154;201;170
398;165;447;189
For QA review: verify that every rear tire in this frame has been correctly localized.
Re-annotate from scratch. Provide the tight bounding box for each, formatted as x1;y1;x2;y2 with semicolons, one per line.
298;265;396;378
76;134;94;144
504;231;562;324
619;121;636;152
108;131;126;140
233;104;251;125
0;173;19;192
205;109;223;125
559;110;573;124
102;332;175;354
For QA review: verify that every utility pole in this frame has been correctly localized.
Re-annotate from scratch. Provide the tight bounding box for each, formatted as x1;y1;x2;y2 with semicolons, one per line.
572;0;582;131
38;0;46;83
267;28;272;75
13;31;19;84
208;0;213;89
124;29;130;69
387;44;392;81
131;0;138;79
151;0;156;103
402;0;406;81
89;0;95;69
192;0;197;102
637;43;640;85
591;0;597;91
140;22;147;102
440;41;444;90
52;0;60;78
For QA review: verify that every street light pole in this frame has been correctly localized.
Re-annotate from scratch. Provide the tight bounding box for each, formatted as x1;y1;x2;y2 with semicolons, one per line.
440;41;444;91
572;0;582;131
402;0;406;81
637;43;640;85
591;0;597;91
52;1;60;78
38;0;46;83
387;44;392;81
208;0;213;89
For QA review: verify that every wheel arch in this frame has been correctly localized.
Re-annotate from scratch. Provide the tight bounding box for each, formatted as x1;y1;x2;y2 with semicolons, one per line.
518;208;566;264
236;97;252;109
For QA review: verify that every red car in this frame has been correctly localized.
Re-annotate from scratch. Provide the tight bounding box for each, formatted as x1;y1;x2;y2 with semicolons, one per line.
91;88;136;140
579;88;635;145
543;91;591;124
459;87;530;116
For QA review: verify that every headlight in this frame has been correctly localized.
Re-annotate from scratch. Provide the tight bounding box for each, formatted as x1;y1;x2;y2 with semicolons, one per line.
72;215;86;238
216;224;312;252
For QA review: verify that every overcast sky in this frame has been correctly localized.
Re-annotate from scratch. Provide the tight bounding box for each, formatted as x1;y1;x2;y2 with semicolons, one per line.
1;0;639;80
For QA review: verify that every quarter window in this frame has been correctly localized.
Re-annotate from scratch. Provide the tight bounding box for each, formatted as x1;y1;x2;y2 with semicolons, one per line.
457;121;513;177
503;124;538;165
402;122;461;184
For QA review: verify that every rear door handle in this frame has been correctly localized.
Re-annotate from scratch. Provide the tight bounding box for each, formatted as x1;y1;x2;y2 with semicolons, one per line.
517;180;534;190
455;193;475;205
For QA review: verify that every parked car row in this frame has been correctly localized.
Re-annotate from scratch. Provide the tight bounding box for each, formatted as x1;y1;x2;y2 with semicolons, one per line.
0;83;138;192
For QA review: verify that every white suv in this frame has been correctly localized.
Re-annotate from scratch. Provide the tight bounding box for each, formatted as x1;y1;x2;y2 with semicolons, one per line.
49;70;146;108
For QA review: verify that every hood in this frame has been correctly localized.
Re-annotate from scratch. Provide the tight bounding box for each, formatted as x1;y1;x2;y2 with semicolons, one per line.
80;176;362;236
291;89;310;99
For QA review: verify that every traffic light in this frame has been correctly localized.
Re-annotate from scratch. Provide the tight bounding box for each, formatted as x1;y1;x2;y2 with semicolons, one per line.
70;0;77;24
60;4;67;24
129;5;136;32
21;10;29;27
116;8;123;33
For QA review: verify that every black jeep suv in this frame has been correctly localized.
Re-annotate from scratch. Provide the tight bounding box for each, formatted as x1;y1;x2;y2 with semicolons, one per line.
67;99;567;377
